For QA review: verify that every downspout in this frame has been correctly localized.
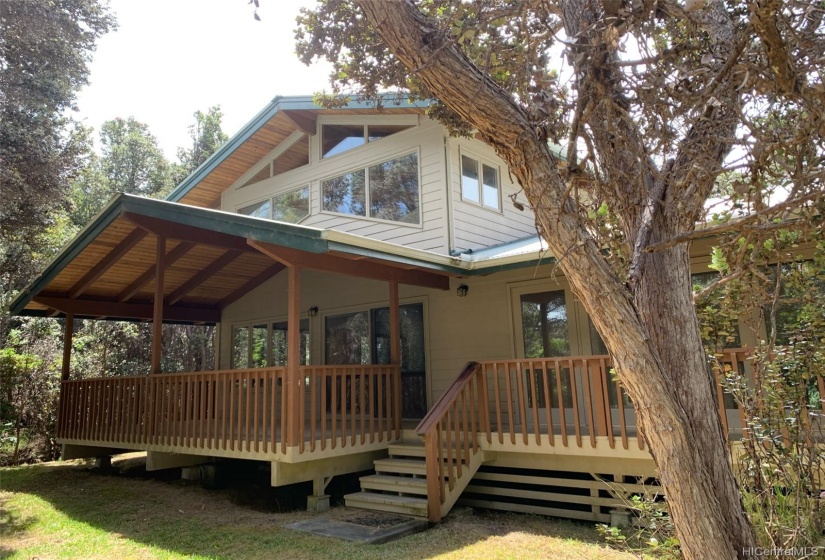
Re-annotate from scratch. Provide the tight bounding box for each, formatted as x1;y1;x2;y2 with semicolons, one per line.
443;135;456;254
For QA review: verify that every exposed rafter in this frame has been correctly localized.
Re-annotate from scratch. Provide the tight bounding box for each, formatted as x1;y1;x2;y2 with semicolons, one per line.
118;241;195;302
165;250;243;305
67;229;148;299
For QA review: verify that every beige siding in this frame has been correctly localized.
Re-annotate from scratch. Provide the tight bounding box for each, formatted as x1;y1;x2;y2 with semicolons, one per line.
221;116;450;254
447;137;536;251
220;262;582;409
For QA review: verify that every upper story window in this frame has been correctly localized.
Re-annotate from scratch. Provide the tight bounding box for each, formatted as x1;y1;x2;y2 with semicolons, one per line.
461;153;500;210
322;152;420;224
321;123;414;158
237;185;310;224
240;135;310;188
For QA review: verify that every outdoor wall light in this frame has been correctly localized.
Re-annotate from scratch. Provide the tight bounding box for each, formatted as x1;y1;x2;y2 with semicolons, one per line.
308;306;319;317
456;284;469;298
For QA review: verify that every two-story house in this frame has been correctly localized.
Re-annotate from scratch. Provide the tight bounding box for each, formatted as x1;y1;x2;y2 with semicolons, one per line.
10;95;766;523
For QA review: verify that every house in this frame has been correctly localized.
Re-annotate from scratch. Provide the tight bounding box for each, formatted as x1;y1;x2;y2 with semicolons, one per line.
10;95;787;523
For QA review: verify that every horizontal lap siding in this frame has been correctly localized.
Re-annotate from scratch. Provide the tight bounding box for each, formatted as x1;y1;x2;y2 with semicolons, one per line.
221;118;449;254
447;138;536;251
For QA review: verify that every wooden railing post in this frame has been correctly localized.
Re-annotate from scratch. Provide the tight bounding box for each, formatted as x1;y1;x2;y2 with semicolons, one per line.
424;431;441;522
151;236;165;374
389;279;402;436
286;265;302;449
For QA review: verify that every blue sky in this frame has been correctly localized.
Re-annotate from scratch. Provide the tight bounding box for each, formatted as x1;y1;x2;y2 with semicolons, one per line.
75;0;332;158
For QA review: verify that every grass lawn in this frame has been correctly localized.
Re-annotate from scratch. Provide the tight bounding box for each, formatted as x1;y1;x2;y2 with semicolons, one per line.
0;454;648;560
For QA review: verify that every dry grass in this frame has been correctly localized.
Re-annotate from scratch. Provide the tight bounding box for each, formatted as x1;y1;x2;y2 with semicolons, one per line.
0;454;648;560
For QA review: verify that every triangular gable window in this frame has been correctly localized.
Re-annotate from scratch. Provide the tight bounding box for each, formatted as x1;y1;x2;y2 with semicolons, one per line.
241;135;310;188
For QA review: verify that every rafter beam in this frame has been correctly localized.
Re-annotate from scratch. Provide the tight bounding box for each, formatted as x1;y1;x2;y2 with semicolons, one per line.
33;296;220;323
165;250;242;306
218;263;285;309
67;229;148;299
118;241;195;302
247;239;450;290
122;212;254;253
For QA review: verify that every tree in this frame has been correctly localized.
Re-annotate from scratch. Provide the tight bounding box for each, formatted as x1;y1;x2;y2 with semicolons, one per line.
99;117;173;198
297;2;825;558
0;0;114;238
172;106;229;185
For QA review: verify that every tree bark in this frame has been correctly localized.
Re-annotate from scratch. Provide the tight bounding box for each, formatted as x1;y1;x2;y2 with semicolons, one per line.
354;2;756;558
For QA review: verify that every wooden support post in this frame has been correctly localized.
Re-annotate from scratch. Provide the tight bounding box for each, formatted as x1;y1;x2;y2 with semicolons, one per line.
61;313;74;381
389;280;402;435
151;236;166;374
286;265;302;448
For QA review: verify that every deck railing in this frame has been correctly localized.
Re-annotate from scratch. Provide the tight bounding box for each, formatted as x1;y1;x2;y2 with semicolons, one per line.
468;348;814;451
58;367;285;453
415;362;487;522
57;364;402;458
298;365;402;454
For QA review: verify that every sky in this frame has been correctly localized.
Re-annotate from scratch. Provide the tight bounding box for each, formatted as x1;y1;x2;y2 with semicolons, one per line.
75;0;333;158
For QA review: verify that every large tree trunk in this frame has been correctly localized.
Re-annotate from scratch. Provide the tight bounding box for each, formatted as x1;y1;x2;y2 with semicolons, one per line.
354;2;756;558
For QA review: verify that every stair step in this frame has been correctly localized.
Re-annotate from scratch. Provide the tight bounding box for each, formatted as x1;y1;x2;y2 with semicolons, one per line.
345;491;428;517
388;443;425;458
374;458;426;476
359;474;428;495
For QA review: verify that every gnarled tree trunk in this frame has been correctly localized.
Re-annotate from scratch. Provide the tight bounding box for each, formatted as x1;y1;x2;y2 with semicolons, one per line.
353;1;756;558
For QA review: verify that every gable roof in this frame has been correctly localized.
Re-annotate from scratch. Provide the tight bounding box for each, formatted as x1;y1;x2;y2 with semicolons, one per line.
166;95;431;209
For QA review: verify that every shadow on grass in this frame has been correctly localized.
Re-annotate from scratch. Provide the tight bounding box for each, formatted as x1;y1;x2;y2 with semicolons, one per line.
0;455;609;560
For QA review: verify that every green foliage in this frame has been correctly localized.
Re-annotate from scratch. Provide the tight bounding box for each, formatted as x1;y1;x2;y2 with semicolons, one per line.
172;106;229;185
0;0;114;238
596;494;680;559
701;234;825;550
0;320;63;465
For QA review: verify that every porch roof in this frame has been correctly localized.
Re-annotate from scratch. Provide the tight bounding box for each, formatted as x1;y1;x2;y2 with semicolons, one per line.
9;194;467;324
10;194;559;324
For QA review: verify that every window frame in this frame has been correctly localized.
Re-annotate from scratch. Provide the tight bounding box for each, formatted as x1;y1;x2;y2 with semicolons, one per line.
320;121;416;160
458;148;502;212
230;317;311;370
235;184;311;225
319;148;423;227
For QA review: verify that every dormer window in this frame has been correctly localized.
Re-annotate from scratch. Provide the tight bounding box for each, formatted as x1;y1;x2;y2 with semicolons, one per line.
321;123;414;158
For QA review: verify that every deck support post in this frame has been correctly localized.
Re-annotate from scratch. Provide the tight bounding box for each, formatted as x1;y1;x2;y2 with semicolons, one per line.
307;476;332;512
286;265;302;448
151;235;166;374
389;279;402;436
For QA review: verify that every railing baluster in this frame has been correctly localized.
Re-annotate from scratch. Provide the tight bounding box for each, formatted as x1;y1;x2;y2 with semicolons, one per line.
541;360;553;446
567;359;582;447
527;362;540;445
598;358;613;447
617;380;629;450
581;359;597;448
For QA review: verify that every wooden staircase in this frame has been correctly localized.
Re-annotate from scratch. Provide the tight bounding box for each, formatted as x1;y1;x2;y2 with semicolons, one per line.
344;438;483;519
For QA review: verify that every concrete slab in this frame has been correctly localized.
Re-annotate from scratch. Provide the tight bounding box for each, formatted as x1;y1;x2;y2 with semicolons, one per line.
286;510;429;544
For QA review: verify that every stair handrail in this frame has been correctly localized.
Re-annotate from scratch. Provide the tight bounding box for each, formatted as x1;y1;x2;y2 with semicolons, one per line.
415;361;486;521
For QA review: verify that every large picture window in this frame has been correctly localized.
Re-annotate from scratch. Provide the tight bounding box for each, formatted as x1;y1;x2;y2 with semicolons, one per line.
322;152;420;224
